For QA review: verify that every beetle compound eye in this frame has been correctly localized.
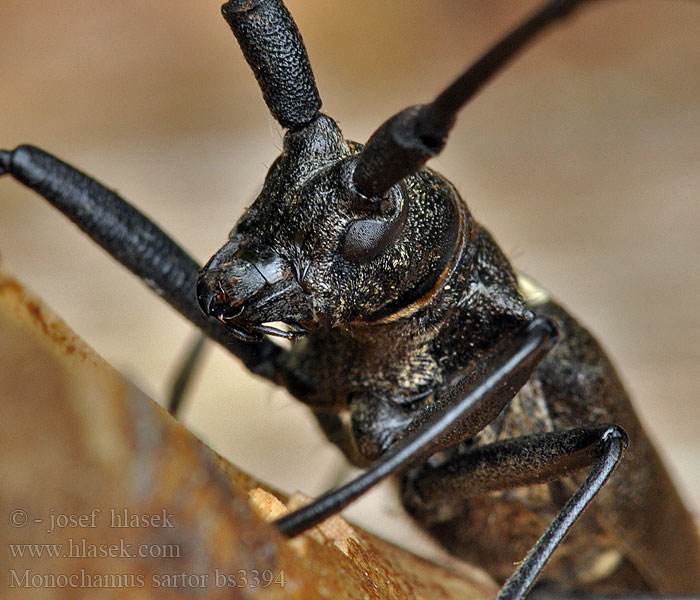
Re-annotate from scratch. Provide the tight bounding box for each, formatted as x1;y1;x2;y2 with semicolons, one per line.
341;186;409;263
341;219;394;262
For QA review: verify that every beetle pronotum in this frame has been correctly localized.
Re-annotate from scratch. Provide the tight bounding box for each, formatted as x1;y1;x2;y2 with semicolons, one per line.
3;3;697;596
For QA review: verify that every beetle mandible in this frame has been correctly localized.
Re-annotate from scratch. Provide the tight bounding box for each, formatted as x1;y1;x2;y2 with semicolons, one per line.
1;0;698;598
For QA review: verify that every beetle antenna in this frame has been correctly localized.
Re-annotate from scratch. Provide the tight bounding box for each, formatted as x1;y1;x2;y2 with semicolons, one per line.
222;0;321;130
353;0;592;199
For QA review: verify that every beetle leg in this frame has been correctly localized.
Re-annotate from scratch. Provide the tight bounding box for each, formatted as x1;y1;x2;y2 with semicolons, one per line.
274;316;558;537
402;426;628;600
166;333;208;416
0;145;288;384
526;589;695;600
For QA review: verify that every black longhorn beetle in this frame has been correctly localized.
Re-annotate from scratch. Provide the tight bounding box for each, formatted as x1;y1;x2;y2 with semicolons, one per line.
1;0;699;597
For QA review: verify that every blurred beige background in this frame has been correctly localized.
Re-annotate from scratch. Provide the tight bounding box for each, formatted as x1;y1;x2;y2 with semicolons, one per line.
1;0;698;558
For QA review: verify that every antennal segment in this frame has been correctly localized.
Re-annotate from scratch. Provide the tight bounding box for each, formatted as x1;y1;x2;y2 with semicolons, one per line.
353;0;591;199
222;0;321;130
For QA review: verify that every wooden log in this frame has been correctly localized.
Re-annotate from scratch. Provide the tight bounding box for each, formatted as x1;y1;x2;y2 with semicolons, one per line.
0;269;496;599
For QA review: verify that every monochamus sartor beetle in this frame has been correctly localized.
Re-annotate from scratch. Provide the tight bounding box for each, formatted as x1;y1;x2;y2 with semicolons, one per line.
1;0;700;591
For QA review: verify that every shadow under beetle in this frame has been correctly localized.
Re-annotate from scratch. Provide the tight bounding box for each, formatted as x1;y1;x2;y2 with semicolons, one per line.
2;0;699;597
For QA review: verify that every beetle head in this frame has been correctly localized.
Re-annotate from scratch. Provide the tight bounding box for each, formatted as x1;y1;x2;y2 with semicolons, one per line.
197;115;463;341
